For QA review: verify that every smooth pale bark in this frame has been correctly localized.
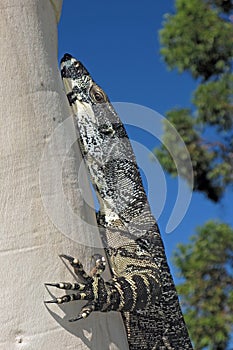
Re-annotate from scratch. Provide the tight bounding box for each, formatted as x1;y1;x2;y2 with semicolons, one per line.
0;1;128;349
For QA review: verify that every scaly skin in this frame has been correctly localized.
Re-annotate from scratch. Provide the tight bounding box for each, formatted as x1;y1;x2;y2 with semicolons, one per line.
45;53;193;349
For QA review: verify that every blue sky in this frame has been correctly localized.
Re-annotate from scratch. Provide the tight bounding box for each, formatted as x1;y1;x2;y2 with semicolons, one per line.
58;1;233;280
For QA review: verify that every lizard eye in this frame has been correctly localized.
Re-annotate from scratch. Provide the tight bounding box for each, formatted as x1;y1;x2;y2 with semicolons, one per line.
94;92;104;102
90;85;107;103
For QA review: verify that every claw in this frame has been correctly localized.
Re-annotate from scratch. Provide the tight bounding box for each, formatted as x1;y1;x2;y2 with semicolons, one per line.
69;315;83;322
59;254;75;263
44;299;59;304
44;282;60;287
69;309;90;322
60;254;81;268
44;296;65;304
45;282;75;289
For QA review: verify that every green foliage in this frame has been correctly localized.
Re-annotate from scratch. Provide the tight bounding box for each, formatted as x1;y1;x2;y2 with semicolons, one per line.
157;0;233;201
173;221;233;349
160;0;233;80
158;4;233;348
154;109;223;201
193;75;233;131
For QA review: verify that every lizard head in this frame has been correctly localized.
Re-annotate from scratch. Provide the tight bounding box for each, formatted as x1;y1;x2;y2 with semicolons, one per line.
60;53;126;161
60;53;109;105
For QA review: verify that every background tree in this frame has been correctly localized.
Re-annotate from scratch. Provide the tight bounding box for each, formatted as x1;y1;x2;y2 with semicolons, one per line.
156;0;233;202
173;221;233;350
156;1;233;348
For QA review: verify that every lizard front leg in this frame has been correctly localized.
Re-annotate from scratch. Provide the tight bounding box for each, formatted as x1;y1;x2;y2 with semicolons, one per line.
45;254;107;321
45;245;161;322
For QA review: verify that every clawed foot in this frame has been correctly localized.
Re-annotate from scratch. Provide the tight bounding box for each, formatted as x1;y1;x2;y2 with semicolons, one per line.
45;254;106;321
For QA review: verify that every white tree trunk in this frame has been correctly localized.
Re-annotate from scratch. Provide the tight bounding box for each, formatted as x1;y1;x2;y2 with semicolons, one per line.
0;0;128;349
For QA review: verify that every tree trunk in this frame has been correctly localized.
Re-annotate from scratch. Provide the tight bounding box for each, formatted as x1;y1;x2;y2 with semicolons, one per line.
0;0;128;349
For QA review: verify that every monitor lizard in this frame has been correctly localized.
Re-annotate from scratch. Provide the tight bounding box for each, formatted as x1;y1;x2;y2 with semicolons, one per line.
45;53;193;350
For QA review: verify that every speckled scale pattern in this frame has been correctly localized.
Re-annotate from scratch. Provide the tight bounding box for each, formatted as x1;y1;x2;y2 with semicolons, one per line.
51;53;194;349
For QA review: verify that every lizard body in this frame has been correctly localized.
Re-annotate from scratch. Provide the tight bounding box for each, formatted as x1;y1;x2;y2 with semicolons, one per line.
46;53;193;349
